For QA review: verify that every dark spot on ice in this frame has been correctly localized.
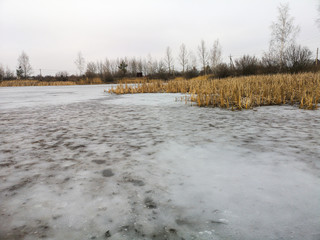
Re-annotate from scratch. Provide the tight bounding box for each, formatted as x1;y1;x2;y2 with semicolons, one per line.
131;179;145;186
123;176;145;186
169;228;177;234
7;176;38;191
175;218;189;226
62;177;70;183
92;160;106;164
144;197;157;209
0;161;15;167
52;215;62;220
104;230;111;238
68;144;86;150
102;169;114;177
210;219;228;224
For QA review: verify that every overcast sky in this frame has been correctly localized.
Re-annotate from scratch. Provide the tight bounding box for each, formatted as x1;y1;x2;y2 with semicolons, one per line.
0;0;319;75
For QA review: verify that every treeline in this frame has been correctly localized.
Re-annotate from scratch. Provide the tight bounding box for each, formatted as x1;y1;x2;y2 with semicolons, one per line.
1;43;318;83
76;43;319;82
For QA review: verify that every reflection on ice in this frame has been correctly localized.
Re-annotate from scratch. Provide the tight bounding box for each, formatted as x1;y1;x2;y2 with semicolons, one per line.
0;85;319;240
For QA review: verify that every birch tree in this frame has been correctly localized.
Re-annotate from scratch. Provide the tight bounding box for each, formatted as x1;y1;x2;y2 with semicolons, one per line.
210;39;222;72
198;40;209;74
269;3;300;70
165;46;174;74
17;51;32;79
74;52;85;76
178;43;188;73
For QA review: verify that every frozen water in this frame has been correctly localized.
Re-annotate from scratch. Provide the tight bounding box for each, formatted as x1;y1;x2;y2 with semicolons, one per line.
0;85;319;240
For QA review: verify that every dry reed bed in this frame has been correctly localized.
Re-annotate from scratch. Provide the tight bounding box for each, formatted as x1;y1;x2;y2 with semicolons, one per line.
107;73;320;110
0;77;104;87
0;80;76;87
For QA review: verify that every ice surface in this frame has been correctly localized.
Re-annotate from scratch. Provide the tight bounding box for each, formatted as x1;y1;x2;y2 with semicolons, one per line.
0;85;320;240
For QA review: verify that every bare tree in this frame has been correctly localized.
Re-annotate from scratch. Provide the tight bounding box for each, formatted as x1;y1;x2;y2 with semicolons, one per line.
198;40;209;74
17;51;32;79
137;58;144;75
178;43;188;73
0;64;4;81
285;44;312;72
188;50;197;71
56;71;68;81
94;60;104;79
165;46;174;74
269;3;300;70
128;58;138;76
86;61;98;78
74;52;85;76
235;55;259;76
210;39;222;72
158;59;166;74
147;54;154;76
5;66;15;79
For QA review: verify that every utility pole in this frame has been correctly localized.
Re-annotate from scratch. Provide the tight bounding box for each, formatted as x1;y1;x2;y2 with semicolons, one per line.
316;48;318;66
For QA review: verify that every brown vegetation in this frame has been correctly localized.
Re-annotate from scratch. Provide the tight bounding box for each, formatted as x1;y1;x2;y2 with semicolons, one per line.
0;77;103;87
107;73;320;110
0;80;76;87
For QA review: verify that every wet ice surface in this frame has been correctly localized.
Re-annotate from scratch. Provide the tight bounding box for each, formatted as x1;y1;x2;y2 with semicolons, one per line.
0;85;320;240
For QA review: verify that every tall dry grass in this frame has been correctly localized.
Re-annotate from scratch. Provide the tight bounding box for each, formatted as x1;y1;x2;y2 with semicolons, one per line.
0;77;104;87
77;77;103;85
0;80;76;87
107;73;320;110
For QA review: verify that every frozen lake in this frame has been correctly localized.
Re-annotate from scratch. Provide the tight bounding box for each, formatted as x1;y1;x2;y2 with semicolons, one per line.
0;84;319;240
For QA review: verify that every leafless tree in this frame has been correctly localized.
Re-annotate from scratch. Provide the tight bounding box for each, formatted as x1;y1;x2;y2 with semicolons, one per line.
17;51;33;79
235;55;259;76
96;61;104;78
5;66;15;79
178;43;188;73
74;52;85;76
86;61;98;77
158;59;166;74
285;44;312;72
165;46;174;74
269;3;300;70
104;58;111;74
188;50;198;71
55;71;68;81
210;39;222;72
0;64;4;80
146;54;154;76
198;40;209;74
137;58;144;75
128;58;138;76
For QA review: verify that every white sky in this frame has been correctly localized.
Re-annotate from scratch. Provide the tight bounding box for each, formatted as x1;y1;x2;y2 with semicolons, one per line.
0;0;319;75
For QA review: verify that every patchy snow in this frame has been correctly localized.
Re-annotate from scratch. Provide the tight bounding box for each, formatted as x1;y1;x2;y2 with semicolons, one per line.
0;85;319;240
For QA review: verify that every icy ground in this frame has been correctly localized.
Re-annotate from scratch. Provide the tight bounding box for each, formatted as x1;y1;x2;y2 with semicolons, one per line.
0;85;319;240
